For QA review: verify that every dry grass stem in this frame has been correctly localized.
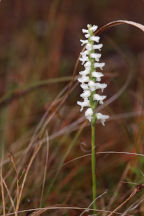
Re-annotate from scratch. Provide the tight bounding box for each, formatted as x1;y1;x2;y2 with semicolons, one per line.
0;166;6;216
40;131;49;206
107;185;144;216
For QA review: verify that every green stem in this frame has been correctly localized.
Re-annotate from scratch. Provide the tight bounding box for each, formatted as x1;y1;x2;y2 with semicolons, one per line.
91;121;96;213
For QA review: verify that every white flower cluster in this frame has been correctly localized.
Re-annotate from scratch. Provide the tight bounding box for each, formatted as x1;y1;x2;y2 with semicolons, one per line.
77;24;109;126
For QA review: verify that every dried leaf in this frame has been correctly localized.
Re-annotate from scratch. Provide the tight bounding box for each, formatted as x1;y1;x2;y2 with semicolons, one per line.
96;19;144;35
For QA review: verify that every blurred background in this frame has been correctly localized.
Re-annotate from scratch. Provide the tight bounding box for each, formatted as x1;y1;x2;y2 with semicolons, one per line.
0;0;144;215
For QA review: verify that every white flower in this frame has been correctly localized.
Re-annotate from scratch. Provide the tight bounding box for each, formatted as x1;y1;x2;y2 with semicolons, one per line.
84;33;90;38
80;39;88;46
85;108;93;122
94;62;105;70
93;44;103;50
93;94;107;104
79;69;90;76
82;29;89;33
92;71;103;81
96;83;107;92
90;53;101;61
89;81;107;92
86;43;93;51
90;36;100;43
80;90;91;99
84;61;91;68
80;50;88;56
78;76;89;83
77;99;90;111
97;113;109;126
88;80;97;91
80;83;89;90
87;24;98;32
79;56;88;65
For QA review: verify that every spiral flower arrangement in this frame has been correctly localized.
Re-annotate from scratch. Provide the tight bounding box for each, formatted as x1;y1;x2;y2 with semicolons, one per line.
77;24;109;126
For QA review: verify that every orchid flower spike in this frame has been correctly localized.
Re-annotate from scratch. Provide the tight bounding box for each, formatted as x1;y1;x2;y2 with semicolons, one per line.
77;24;109;126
